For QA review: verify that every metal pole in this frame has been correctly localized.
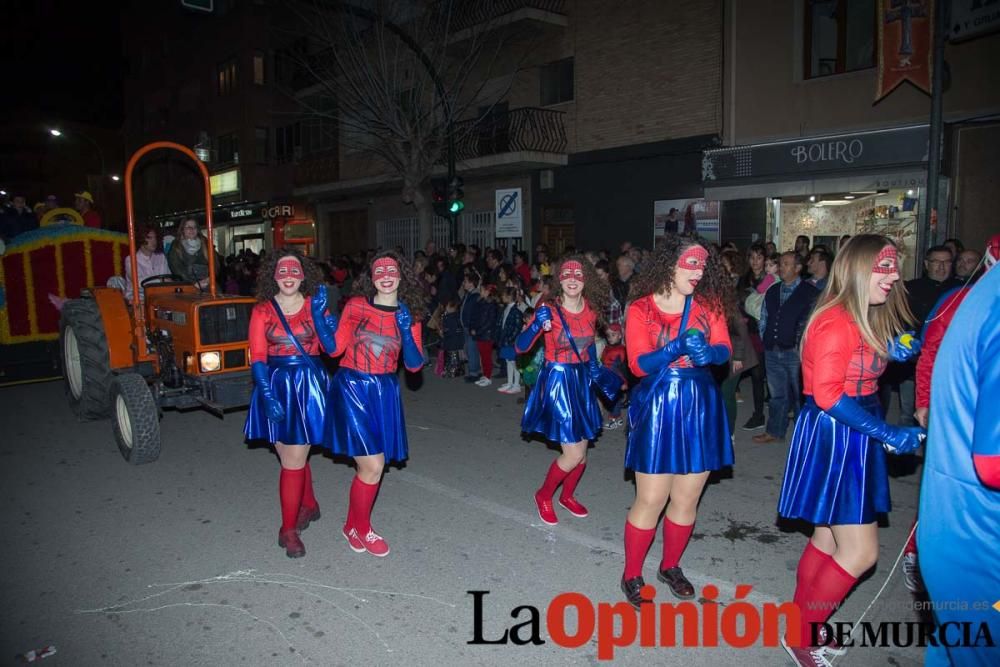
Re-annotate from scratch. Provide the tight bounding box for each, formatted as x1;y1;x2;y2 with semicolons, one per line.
922;0;948;254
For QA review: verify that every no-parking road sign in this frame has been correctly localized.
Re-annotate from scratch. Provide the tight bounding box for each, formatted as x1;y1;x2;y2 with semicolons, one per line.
495;188;523;238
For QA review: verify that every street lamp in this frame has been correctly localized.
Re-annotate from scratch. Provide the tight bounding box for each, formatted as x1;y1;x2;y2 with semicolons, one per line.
111;175;121;182
48;126;107;178
49;128;63;137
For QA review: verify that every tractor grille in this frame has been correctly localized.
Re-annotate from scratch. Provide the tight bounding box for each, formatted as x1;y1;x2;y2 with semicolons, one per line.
224;348;247;369
199;303;252;345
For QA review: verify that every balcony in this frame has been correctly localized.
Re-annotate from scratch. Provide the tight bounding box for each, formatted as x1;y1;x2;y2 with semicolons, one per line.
452;106;567;170
446;0;567;41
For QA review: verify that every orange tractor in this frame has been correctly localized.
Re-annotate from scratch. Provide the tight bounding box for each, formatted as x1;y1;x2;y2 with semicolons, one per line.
59;142;256;464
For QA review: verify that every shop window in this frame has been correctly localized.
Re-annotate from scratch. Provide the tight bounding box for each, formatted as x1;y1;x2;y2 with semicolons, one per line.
253;52;266;86
803;0;876;79
217;57;238;96
540;58;574;106
217;132;239;165
254;127;269;164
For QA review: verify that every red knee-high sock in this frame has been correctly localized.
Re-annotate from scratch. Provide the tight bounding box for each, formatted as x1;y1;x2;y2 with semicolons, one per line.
279;467;306;532
301;462;318;511
904;517;918;554
559;463;586;501
623;520;657;580
794;540;833;601
796;557;858;646
348;476;380;535
660;517;695;570
537;460;571;500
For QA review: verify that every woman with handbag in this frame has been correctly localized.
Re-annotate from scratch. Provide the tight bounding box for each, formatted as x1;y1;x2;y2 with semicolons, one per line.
244;249;330;558
515;255;610;526
311;251;426;558
620;236;734;607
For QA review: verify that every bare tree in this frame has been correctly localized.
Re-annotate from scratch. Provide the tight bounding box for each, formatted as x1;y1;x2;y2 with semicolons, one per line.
281;0;520;247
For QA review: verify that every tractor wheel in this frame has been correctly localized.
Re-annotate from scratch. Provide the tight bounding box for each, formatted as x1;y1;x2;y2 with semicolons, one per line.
110;373;162;465
60;299;113;420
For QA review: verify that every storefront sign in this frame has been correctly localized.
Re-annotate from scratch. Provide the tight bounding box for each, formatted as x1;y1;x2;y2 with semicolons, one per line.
702;126;929;183
876;0;934;102
950;0;1000;42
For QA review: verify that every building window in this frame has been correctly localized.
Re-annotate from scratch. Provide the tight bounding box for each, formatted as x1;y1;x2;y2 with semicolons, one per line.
217;57;238;96
253;52;266;85
804;0;876;79
217;132;239;164
275;123;301;163
255;127;269;164
540;57;574;106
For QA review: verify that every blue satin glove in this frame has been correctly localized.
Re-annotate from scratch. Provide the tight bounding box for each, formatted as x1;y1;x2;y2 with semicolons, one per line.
251;361;285;422
637;336;686;374
586;344;601;375
516;305;552;352
684;330;731;366
826;394;926;454
887;331;921;362
311;285;338;353
396;302;424;369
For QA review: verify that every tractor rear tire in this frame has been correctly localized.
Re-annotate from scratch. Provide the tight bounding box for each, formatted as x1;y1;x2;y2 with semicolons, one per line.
60;298;113;420
111;373;161;465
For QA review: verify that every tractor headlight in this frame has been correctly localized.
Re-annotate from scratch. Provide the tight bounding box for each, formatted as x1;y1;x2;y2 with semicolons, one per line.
199;351;222;372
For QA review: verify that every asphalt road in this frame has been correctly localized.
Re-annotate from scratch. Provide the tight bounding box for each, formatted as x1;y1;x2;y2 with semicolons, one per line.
1;374;928;666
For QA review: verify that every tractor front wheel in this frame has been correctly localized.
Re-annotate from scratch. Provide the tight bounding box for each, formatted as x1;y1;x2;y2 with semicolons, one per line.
60;299;113;420
111;373;162;465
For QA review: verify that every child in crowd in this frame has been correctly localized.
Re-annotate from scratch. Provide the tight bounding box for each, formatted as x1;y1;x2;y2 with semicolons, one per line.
441;299;465;378
601;323;628;429
517;307;543;404
495;286;524;394
757;253;780;294
472;285;499;386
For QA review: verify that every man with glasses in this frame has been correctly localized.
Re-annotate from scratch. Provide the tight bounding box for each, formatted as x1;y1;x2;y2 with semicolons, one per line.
881;245;962;426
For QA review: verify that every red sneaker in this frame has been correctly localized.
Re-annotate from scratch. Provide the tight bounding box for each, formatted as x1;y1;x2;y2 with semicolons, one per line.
534;491;558;525
277;529;305;558
342;524;366;553
296;504;321;532
558;495;589;518
361;529;390;557
814;625;847;656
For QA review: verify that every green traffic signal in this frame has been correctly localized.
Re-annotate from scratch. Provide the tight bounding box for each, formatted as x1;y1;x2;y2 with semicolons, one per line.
449;200;465;214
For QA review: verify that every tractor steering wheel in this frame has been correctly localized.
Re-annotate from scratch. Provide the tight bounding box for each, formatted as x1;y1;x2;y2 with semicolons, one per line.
141;274;187;287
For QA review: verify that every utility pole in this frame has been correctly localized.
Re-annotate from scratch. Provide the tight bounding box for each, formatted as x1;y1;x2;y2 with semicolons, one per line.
921;0;948;254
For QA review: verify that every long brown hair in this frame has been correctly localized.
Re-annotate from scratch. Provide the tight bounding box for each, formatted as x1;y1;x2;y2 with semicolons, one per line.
254;247;325;301
351;250;428;318
629;234;732;319
547;254;610;328
802;234;914;355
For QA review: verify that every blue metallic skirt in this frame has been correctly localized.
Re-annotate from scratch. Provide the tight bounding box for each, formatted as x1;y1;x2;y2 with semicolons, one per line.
625;367;733;474
778;395;891;525
244;356;329;445
521;362;602;444
324;367;408;462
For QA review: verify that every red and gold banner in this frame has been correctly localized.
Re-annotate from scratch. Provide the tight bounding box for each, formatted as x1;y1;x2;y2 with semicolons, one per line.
876;0;934;102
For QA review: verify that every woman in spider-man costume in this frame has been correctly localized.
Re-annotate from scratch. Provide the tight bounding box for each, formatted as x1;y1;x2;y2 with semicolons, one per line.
311;251;426;558
244;249;330;558
776;235;925;665
515;255;609;528
619;236;733;609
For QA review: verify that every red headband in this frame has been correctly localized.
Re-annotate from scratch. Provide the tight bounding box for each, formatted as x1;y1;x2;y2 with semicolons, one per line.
274;256;304;280
677;245;708;270
372;257;399;276
559;260;585;283
872;246;898;275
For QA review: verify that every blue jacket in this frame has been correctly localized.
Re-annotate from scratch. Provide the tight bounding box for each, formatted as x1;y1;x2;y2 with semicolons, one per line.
460;289;481;331
495;304;524;347
760;280;818;351
472;300;499;342
442;311;464;352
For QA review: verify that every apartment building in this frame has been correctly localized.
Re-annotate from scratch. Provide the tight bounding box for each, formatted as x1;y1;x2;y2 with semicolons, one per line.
706;0;1000;271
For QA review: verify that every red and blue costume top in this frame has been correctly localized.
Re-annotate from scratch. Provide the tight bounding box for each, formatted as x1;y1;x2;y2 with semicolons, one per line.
519;300;597;363
801;305;886;410
915;287;967;410
625;295;731;377
249;298;320;364
330;296;423;373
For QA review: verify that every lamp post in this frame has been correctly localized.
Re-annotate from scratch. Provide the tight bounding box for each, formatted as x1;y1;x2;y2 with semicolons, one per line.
48;127;108;180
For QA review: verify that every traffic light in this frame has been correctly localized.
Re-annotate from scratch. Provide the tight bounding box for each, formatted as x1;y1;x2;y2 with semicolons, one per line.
431;178;450;218
448;175;465;215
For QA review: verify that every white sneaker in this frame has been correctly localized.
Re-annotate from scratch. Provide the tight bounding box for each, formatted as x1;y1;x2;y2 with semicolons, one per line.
475;377;492;387
500;385;520;394
497;383;511;392
902;551;924;593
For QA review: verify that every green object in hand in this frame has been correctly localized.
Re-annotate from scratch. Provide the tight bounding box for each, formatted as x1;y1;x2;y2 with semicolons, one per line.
687;328;700;336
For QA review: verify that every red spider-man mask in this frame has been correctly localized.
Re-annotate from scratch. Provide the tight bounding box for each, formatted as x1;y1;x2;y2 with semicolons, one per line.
677;245;708;271
559;261;585;283
274;257;304;295
372;257;400;294
872;245;899;275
